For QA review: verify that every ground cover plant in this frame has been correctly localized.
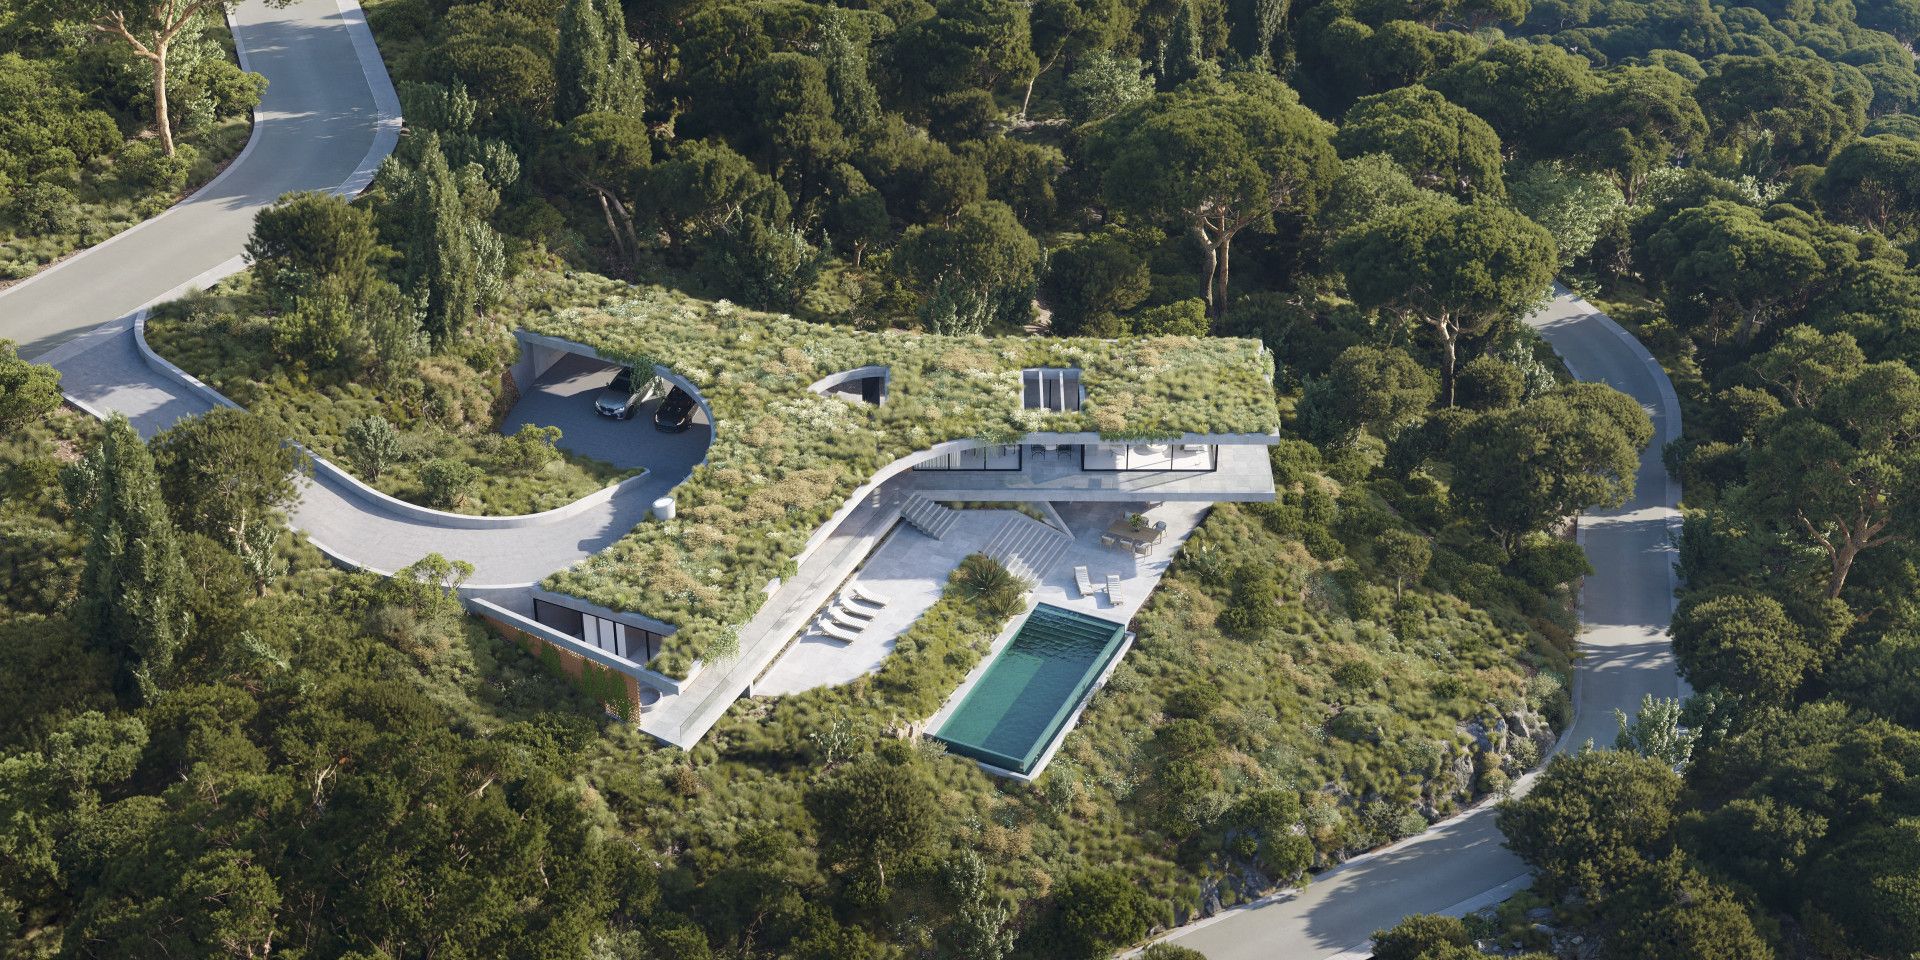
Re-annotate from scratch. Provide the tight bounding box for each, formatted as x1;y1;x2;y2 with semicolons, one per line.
0;12;259;281
146;276;632;515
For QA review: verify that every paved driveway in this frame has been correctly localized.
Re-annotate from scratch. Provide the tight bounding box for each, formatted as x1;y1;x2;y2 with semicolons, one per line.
500;352;711;474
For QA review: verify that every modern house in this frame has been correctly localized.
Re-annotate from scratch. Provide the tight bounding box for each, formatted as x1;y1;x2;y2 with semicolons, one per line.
471;281;1280;748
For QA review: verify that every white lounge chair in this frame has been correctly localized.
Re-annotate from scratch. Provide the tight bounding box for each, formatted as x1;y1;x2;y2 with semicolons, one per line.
824;607;868;630
1075;566;1101;598
1106;572;1123;601
815;620;862;643
847;583;889;608
832;601;877;622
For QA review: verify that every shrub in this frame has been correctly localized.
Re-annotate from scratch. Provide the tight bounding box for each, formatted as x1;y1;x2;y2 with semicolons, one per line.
1509;536;1591;590
1129;298;1209;337
7;182;79;235
117;141;194;197
419;458;478;509
950;553;1030;621
494;423;562;474
345;415;402;481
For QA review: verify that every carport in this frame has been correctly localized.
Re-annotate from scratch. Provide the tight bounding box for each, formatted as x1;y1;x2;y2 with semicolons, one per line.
503;334;712;477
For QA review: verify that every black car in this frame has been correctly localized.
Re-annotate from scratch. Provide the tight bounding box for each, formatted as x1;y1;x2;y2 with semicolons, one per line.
594;368;646;419
654;387;696;432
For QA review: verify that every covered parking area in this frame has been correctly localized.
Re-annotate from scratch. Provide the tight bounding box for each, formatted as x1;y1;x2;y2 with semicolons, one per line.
503;332;712;476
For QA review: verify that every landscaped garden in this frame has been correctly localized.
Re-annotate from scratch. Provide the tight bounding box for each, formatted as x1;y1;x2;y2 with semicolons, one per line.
0;16;259;282
146;276;634;516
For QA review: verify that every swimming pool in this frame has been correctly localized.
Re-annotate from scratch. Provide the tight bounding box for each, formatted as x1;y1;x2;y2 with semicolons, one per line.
933;604;1130;776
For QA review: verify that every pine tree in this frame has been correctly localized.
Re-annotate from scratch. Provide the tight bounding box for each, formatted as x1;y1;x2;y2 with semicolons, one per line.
819;11;879;131
73;416;191;706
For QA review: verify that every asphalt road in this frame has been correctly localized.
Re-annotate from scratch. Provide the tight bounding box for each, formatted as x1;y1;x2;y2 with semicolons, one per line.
0;0;393;359
1161;287;1687;959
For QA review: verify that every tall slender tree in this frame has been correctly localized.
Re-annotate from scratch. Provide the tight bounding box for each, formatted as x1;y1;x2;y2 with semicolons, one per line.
71;416;191;705
554;0;646;122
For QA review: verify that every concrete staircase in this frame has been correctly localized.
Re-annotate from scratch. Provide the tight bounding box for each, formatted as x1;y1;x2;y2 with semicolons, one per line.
900;494;961;539
984;513;1073;584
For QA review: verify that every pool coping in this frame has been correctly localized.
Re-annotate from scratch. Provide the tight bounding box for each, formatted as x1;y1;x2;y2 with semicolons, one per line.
926;601;1136;783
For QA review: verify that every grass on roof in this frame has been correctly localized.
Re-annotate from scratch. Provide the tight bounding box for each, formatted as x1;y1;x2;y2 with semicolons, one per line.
513;271;1277;678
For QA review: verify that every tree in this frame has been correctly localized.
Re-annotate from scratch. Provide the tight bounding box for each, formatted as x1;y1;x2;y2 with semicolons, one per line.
553;110;652;264
1606;857;1775;960
642;139;789;251
1669;591;1820;705
1646;201;1824;346
1377;529;1431;599
1087;74;1338;315
419;458;478;509
0;342;60;429
1814;134;1920;234
1041;230;1153;334
1023;0;1126;116
1751;326;1864;410
1746;362;1920;599
554;0;644;122
1298;344;1436;444
1429;41;1600;161
1498;749;1682;899
1064;53;1154;123
62;0;288;157
1454;354;1524;411
1807;816;1920;954
1332;195;1555;405
818;11;880;131
885;0;1038;113
1613;695;1699;769
892;200;1040;334
1573;66;1708;203
151;408;296;571
1335;86;1505;199
1696;55;1866;175
1037;869;1160;958
805;746;945;891
245;191;383;309
744;53;846;190
1448;383;1652;546
71;416;191;705
384;135;504;347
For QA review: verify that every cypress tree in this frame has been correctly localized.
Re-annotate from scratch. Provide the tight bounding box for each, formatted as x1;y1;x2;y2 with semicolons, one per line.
595;0;647;116
819;12;879;131
74;415;191;706
399;135;502;346
1163;0;1205;87
555;0;610;122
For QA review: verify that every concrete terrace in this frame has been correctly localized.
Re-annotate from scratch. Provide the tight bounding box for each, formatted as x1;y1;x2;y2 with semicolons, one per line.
754;499;1207;698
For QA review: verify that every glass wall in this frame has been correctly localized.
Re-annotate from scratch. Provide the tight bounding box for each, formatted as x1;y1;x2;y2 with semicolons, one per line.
1080;442;1218;472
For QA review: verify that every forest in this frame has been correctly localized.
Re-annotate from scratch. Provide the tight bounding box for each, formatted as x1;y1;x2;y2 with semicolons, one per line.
2;0;1920;953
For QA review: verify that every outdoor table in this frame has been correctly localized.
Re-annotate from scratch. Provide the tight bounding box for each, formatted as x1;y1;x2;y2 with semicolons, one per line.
1102;519;1162;552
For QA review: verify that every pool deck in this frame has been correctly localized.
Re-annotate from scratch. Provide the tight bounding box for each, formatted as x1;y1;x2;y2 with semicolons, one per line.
754;499;1205;772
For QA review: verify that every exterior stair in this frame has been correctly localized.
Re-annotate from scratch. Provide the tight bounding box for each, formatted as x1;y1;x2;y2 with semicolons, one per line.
899;494;961;540
984;513;1073;584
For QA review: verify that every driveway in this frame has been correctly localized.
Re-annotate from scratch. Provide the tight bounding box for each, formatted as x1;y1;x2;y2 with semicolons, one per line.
500;352;711;474
0;0;397;360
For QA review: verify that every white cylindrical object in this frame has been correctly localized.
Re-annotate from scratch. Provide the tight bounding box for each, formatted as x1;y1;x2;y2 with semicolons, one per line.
652;495;676;520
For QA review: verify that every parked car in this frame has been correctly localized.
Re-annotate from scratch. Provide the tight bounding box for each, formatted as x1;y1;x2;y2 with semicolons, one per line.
595;368;646;419
654;387;696;432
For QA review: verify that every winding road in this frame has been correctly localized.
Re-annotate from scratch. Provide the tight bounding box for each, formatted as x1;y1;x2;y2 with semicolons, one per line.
0;4;1689;954
1159;289;1688;958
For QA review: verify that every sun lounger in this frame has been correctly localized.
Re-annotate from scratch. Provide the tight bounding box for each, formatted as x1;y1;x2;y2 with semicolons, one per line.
824;607;869;630
815;620;862;643
847;583;888;608
1075;566;1101;598
1106;573;1123;601
832;601;877;622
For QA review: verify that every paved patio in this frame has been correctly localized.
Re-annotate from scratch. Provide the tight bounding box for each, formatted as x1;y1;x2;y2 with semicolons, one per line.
752;500;1209;697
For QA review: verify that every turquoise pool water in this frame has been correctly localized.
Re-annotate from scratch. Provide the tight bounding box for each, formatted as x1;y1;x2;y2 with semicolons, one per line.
934;604;1129;775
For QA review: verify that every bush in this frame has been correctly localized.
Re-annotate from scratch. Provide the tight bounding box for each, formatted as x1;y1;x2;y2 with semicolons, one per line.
117;141;194;197
950;553;1030;621
345;415;401;481
419;458;478;509
1509;536;1591;589
1129;298;1209;337
7;182;79;235
494;423;562;474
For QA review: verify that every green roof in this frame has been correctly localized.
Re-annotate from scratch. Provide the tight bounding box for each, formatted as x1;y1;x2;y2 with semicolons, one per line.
515;273;1277;677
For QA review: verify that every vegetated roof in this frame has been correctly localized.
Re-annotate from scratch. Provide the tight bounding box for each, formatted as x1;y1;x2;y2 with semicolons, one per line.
517;272;1277;678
